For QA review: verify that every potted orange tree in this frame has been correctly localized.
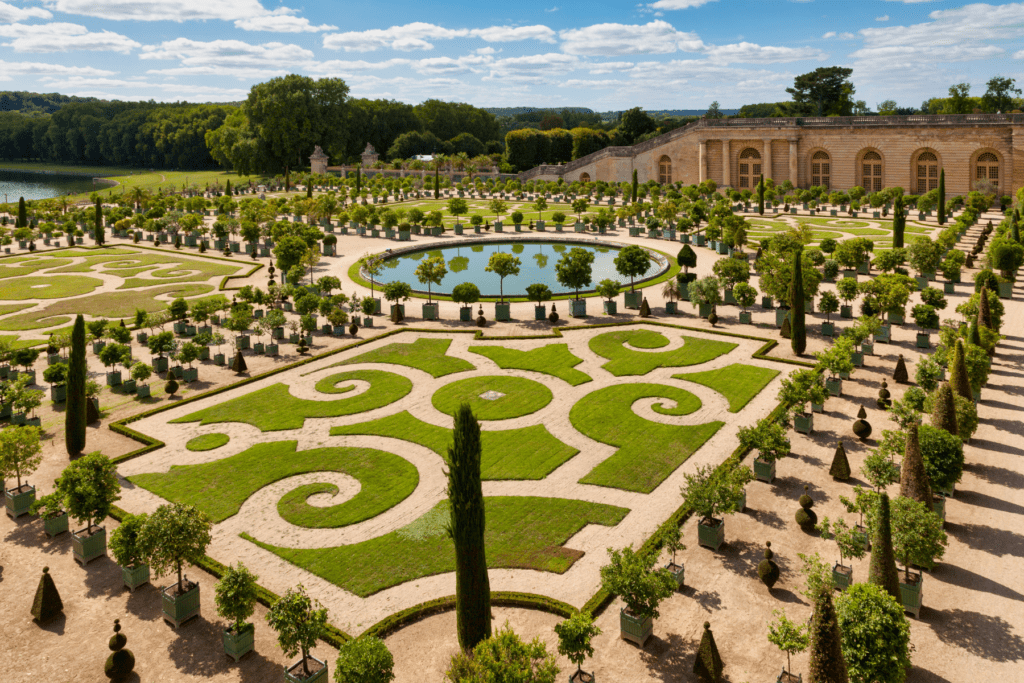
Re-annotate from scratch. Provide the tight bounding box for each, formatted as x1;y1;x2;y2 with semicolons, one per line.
555;610;602;683
681;464;750;551
140;503;213;628
56;452;121;565
1;424;42;518
267;584;330;682
599;545;675;647
738;417;791;484
216;562;260;662
817;516;867;591
776;368;828;434
109;512;150;592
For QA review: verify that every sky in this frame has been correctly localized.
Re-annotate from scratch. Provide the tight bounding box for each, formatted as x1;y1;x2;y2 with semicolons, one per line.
1;0;1023;111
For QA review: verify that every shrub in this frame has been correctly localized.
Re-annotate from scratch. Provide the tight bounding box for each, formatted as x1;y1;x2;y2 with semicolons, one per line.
109;513;149;568
919;423;964;492
31;567;63;624
267;585;329;678
334;636;395;683
758;542;780;589
445;622;557;682
835;583;912;683
599;545;675;620
56;452;121;534
554;611;601;679
216;562;260;634
693;621;724;683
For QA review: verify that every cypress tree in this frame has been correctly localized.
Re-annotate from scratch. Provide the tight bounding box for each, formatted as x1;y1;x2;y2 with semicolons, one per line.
829;441;851;480
978;287;993;329
631;169;638;203
868;492;901;601
808;588;849;683
94;198;103;245
892;194;905;249
31;567;63;624
17;196;27;228
949;339;972;401
225;179;232;196
900;423;934;512
931;382;959;437
790;246;806;354
693;621;724;682
757;175;765;216
447;403;491;651
65;314;87;457
433;167;439;199
306;182;313;199
968;318;982;348
937;169;946;226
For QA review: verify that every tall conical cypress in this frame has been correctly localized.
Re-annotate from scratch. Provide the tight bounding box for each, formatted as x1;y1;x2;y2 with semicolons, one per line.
949;339;972;401
17;196;27;228
94;198;103;245
757;175;765;215
65;314;87;457
900;423;933;512
978;287;993;329
631;169;638;203
892;193;905;249
225;179;232;196
31;567;63;624
868;492;901;601
447;403;491;651
693;621;724;682
937;169;946;226
306;182;313;199
433;167;438;199
808;588;849;683
931;382;959;437
790;246;806;354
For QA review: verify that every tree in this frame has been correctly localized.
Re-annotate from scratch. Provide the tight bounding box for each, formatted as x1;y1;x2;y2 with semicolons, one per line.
981;76;1021;113
790;246;807;354
55;452;120;534
891;495;947;578
930;382;959;437
266;585;329;678
632;169;639;203
554;611;601;680
0;424;42;490
447;198;469;226
446;404;491;651
334;636;395;683
758;175;765;215
94;198;104;245
892;193;906;248
274;234;309;274
16;196;27;228
415;255;447;305
109;512;148;569
738;417;790;465
484;252;520;304
65;314;87;457
693;621;724;683
899;423;933;512
867;492;901;601
526;283;552;308
767;609;809;677
835;583;912;683
215;562;259;635
600;545;675;620
946;82;973;114
533;196;547;221
619;107;656;145
949;339;972;401
31;567;63;624
807;582;849;683
444;623;558;682
677;244;697;274
785;67;856;116
613;245;652;292
937;169;946;226
140;503;213;594
681;464;749;524
555;247;595;300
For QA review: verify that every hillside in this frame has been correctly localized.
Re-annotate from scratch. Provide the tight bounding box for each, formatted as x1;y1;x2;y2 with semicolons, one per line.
0;91;101;115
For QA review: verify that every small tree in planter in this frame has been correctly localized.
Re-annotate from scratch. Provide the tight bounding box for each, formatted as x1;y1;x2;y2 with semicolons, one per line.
415;255;447;312
525;283;551;321
147;331;175;373
777;368;828;432
738;417;790;483
266;584;330;681
597;278;621;315
555;610;601;683
599;544;675;647
0;424;42;517
689;275;722;322
110;512;150;591
818;516;867;590
614;244;652;308
140;503;213;627
382;280;411;321
485;251;521;316
681;464;749;551
334;636;395;683
556;247;595;316
43;362;68;402
99;343;130;386
815;336;855;396
733;282;756;323
819;291;840;336
216;562;260;662
452;282;481;322
131;362;153;398
834;583;912;682
55;451;121;564
766;609;809;683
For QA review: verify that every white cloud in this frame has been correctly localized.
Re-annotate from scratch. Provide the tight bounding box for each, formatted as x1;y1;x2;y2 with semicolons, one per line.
234;10;337;33
838;32;856;39
545;5;558;11
559;79;626;88
648;0;717;8
822;32;836;39
411;55;493;75
0;59;114;81
0;1;51;21
876;15;889;21
560;20;704;56
307;59;411;73
860;2;1024;48
1015;49;1024;59
704;42;826;63
146;66;290;79
36;0;270;21
0;22;140;53
38;75;248;98
850;44;1004;70
140;38;314;67
588;61;635;74
468;25;556;43
475;46;497;55
323;22;468;52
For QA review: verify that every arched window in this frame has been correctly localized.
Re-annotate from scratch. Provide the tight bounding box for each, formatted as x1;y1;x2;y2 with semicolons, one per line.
579;172;591;183
976;152;999;188
916;151;939;194
811;151;830;189
862;151;883;192
658;155;672;184
738;148;761;189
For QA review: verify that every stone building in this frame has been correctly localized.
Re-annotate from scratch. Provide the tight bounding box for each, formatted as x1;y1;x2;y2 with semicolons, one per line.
520;114;1023;197
361;143;380;167
309;145;328;176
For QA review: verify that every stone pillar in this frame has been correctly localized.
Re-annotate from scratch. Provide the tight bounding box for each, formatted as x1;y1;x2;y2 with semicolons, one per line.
763;139;773;181
789;139;799;187
699;140;707;183
721;140;731;188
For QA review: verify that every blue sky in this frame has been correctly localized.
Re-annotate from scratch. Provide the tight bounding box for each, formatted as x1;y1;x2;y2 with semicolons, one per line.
1;0;1022;110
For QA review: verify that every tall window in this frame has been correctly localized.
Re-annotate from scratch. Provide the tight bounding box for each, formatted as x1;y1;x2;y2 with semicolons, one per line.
976;152;999;188
862;151;882;192
738;148;761;189
811;151;830;189
658;156;672;184
916;151;939;194
579;172;591;183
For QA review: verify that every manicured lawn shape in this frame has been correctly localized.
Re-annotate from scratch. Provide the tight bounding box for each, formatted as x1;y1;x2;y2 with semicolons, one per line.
800;218;872;228
44;251;242;288
331;411;578;480
589;330;736;376
0;275;104;300
171;370;412;431
469;344;591;386
674;363;780;412
243;496;628;597
130;440;418;528
838;228;890;236
0;256;74;278
186;433;230;451
572;383;723;493
334;337;474;378
809;231;843;241
432;375;552;420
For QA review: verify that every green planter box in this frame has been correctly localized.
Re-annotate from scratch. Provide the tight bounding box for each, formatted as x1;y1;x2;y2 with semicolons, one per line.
183;367;199;383
890;312;905;325
266;343;279;356
723;288;736;305
224;624;255;663
794;412;814;434
253;342;265;355
761;296;774;309
899;571;923;618
860;341;873;356
944;282;956;294
534;305;547;321
152;356;169;372
122;563;150;592
5;483;35;518
811;401;824;414
916;333;931;349
998;282;1013;299
697;517;724;550
873;326;891;344
754;458;776;483
169;365;184;379
775;308;789;328
666;301;678;315
236;335;250;350
825;377;843;397
494;303;511;321
833;564;853;591
106;371;122;387
285;656;328;683
623;291;641;309
619;609;654;647
44;513;69;537
851;351;864;368
821;322;835;337
460;307;473;322
933;494;946;523
93;341;106;354
72;526;106;565
698;303;712;318
570;299;587;317
665;562;685;590
50;384;67;402
422;303;439;321
842;270;857;281
162;582;201;628
840;305;853;319
738;310;752;324
603;300;617;315
136;384;151;398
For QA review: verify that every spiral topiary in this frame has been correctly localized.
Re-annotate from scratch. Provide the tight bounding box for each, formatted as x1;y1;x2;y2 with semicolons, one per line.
852;405;872;440
795;485;817;531
104;619;135;680
876;380;891;410
757;541;780;589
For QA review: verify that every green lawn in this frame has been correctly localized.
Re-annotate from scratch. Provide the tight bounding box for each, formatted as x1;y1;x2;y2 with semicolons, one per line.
674;363;780;412
243;496;629;597
171;370;412;431
589;329;736;376
130;440;418;528
0;275;103;300
838;228;890;236
185;433;230;451
469;344;591;386
331;411;578;480
47;251;241;288
333;337;474;378
0;255;75;278
800;218;873;228
431;375;552;420
572;383;723;493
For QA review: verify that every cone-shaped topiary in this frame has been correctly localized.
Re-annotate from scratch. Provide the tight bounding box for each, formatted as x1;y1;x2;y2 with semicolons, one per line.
830;441;851;480
780;315;792;339
950;339;972;401
852;405;872;440
86;396;101;423
900;423;934;512
104;619;135;680
931;382;959;437
868;492;901;601
808;588;850;683
790;246;807;355
693;621;724;683
708;310;718;326
548;304;559;324
892;355;909;384
230;350;247;373
757;542;780;589
31;567;63;624
978;286;993;329
639;297;651;318
876;380;892;410
796;486;818;531
968;318;982;347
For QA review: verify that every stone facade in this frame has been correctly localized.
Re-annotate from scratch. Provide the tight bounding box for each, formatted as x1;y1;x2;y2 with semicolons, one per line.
361;143;380;167
309;145;328;176
521;114;1024;198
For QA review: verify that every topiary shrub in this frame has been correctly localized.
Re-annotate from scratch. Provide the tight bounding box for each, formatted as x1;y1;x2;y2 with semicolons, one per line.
164;379;178;396
780;315;792;339
230;350;247;373
876;380;891;409
892;354;909;383
31;566;63;623
830;441;851;480
707;310;718;326
929;383;958;437
104;619;135;681
796;486;817;531
852;405;872;440
757;542;780;589
638;298;651;318
692;621;724;683
349;322;358;336
899;423;933;512
548;304;559;324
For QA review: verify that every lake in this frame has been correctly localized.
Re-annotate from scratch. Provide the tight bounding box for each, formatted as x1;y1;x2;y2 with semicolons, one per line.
0;169;106;202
